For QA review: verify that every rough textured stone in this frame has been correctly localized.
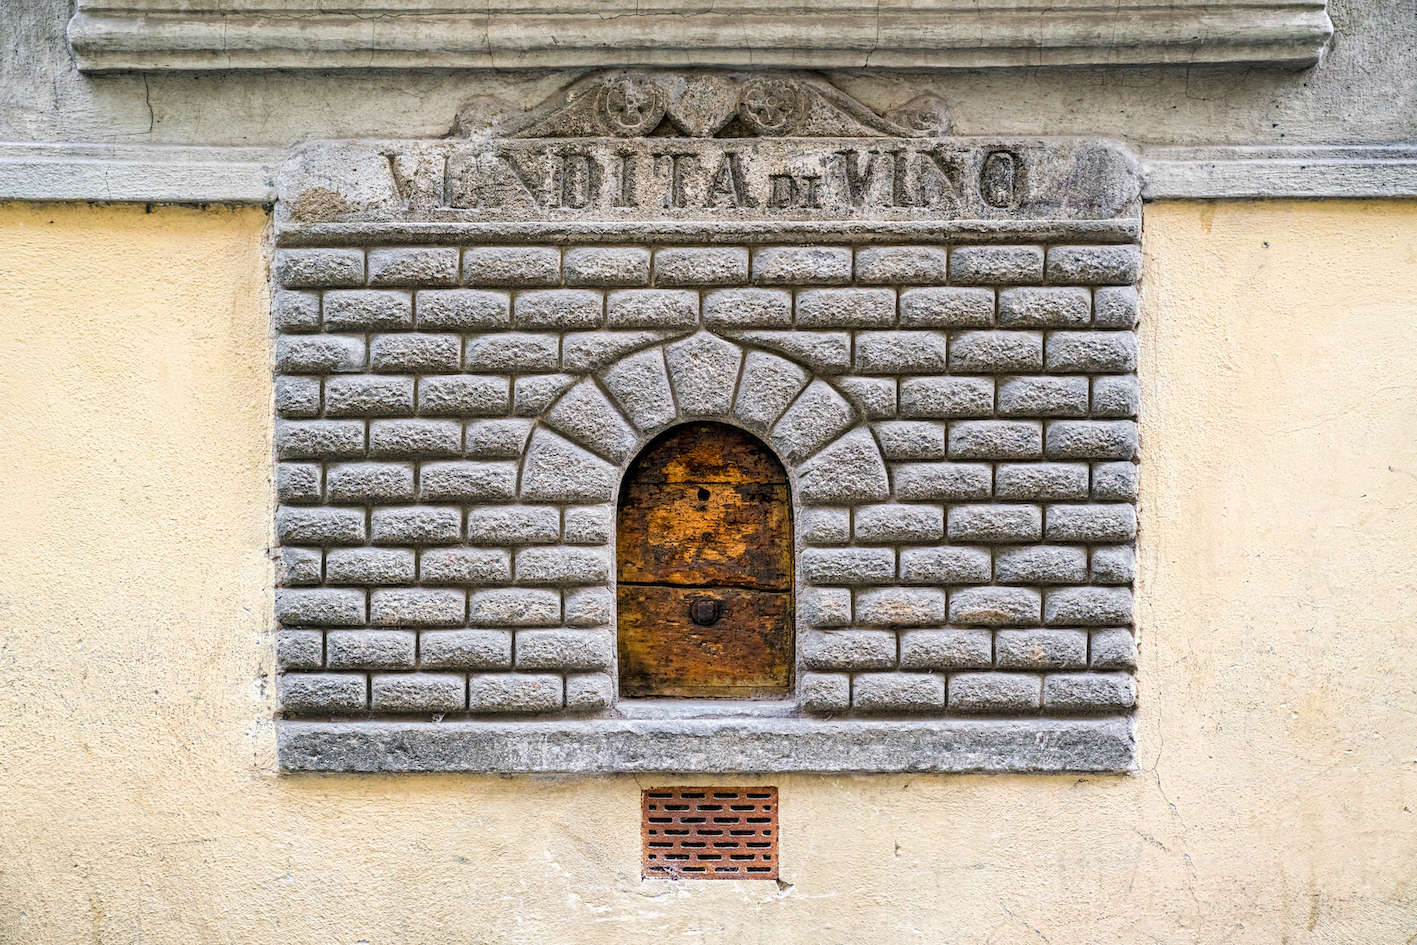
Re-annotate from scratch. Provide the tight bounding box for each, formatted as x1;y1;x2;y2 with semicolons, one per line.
948;672;1043;712
949;246;1043;285
325;375;414;417
1091;545;1136;584
1045;331;1137;373
852;673;946;712
370;588;466;627
995;462;1089;500
370;419;462;458
802;630;897;670
664;332;742;418
420;630;514;670
799;507;851;545
796;427;891;504
514;547;612;586
995;628;1088;669
798;673;851;713
854;246;949;284
898;546;993;584
369;247;459;287
323;289;413;331
998;376;1089;417
1045;504;1137;542
1044;586;1134;626
462;246;559;287
603;346;677;432
947;504;1043;543
464;333;559;372
753;246;852;285
276;629;324;671
372;673;467;713
1091;375;1140;418
836;376;897;419
1046;245;1141;285
544;379;638;462
415;289;510;330
563;247;650;286
855;587;948;627
1043;672;1137;711
465;505;561;545
893;462;993;501
949;330;1043;372
275;376;321;418
419;548;512;585
949;420;1043;460
326;463;415;504
733;351;808;431
898;628;994;670
515;629;614;671
417;375;510;417
275;249;364;289
949;586;1042;626
606;289;698;328
1046;420;1138;460
467;589;561;627
276;588;366;627
799;587;853;627
1093;286;1140;328
327;630;417;670
467;674;563;713
653;247;748;286
280;674;367;714
325;548;416;585
997;287;1091;327
732;330;851;374
795;288;896;328
370;506;462;544
875;421;947;460
854;331;950;374
770;380;855;462
703;288;792;328
520;429;616;502
370;333;460;373
898;287;994;327
854;503;945;543
565;673;615;712
995;545;1088;585
800;547;895;585
1090;628;1138;669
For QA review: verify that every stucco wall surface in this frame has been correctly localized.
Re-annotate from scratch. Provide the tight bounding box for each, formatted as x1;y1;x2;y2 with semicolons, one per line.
0;199;1414;943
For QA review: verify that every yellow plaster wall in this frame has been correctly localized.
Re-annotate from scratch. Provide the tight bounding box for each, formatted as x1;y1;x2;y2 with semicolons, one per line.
0;199;1414;944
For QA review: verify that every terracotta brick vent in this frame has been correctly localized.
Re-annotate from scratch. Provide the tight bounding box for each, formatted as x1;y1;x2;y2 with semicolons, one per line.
642;787;778;879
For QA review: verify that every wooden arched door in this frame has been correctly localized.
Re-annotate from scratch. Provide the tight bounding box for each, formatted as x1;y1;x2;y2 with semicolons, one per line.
617;423;793;699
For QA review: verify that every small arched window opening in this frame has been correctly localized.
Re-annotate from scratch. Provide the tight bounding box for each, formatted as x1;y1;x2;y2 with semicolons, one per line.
616;422;794;700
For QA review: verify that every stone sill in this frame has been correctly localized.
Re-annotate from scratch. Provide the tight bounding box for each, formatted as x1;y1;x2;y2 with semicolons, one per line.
277;716;1134;774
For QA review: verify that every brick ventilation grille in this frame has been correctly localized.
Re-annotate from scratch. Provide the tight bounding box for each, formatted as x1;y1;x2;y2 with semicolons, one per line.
272;242;1141;720
642;787;778;879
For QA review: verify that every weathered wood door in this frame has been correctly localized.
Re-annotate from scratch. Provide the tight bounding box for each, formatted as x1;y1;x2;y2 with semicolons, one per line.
617;423;793;699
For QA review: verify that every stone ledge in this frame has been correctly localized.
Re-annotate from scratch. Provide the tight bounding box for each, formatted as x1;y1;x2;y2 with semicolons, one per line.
277;716;1135;773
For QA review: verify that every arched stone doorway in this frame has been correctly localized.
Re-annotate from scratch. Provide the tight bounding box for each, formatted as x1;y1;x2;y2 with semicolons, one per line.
616;422;794;700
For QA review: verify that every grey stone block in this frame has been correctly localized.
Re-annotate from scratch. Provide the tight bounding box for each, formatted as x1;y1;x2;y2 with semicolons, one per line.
414;289;511;330
800;507;851;545
899;376;994;418
800;547;895;585
854;246;948;284
465;419;534;459
795;288;896;328
997;287;1091;328
949;420;1043;460
770;380;855;463
419;548;512;586
801;630;896;670
404;472;496;533
855;587;948;627
327;629;417;669
276;505;365;545
948;331;1043;373
1045;504;1137;542
462;246;559;287
565;587;614;628
854;331;950;374
949;245;1043;285
322;289;413;330
835;377;897;420
1091;546;1136;585
1043;672;1136;711
369;333;460;373
273;289;320;332
796;428;890;504
898;287;994;327
276;629;324;671
853;673;946;713
1044;587;1134;626
753;246;852;285
464;333;559;372
893;462;993;500
603;346;677;432
368;247;459;287
275;248;364;288
372;673;466;713
994;462;1089;500
513;373;577;417
606;288;697;328
563;247;650;286
514;546;611;586
703;288;792;328
419;629;513;670
325;547;416;585
514;288;603;330
733;350;808;431
798;673;851;713
520;429;617;503
875;421;946;460
1093;286;1140;328
563;505;613;545
563;330;674;372
466;505;561;545
279;672;366;714
325;374;414;417
995;545;1088;585
998;376;1089;417
279;547;323;586
326;462;415;504
653;247;748;286
854;503;944;543
370;588;466;627
665;333;742;418
275;420;366;460
1046;245;1141;285
1092;461;1139;501
799;587;852;627
276;588;367;627
370;505;462;544
898;546;992;585
264;376;316;420
898;628;993;669
275;334;365;374
1046;420;1138;460
276;463;322;504
468;673;564;713
467;589;561;626
545;379;638;462
515;629;614;670
370;419;462;458
566;673;615;712
949;586;1042;626
948;672;1043;712
995;628;1088;669
1090;628;1138;669
1044;331;1137;373
1091;376;1140;418
732;330;851;374
417;375;510;417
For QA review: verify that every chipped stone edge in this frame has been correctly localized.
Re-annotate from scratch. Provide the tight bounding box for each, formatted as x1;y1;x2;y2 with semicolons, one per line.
277;717;1136;773
4;142;1416;204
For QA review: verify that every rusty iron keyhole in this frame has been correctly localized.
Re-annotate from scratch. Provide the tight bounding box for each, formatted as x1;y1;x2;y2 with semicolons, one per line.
689;597;723;626
697;487;710;501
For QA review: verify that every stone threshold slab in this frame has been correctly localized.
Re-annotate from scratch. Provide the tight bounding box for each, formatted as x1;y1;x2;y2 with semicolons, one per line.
277;717;1135;774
